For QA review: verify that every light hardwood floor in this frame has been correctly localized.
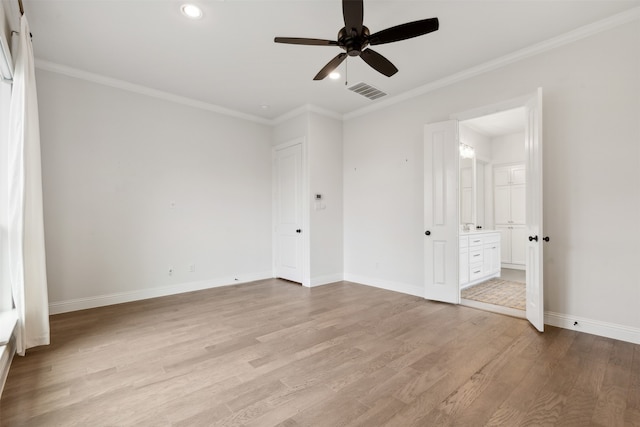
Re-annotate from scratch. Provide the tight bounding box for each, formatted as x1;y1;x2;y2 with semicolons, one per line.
1;279;638;426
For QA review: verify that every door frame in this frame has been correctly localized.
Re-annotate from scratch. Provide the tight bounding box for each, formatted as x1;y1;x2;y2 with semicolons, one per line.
450;90;544;331
272;138;310;287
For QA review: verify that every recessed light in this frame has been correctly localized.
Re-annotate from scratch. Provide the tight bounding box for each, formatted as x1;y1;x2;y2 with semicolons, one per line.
181;4;203;19
329;72;340;80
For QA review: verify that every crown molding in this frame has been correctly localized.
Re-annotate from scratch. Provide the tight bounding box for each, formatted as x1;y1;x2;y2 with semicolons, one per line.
272;104;343;125
35;59;273;126
344;6;640;121
34;59;345;126
33;7;639;126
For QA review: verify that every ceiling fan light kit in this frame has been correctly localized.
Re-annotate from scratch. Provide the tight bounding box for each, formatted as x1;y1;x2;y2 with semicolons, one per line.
274;0;439;81
180;4;203;19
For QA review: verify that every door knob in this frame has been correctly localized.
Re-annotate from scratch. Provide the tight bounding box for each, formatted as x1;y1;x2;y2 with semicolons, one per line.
296;229;301;233
528;235;538;242
543;236;550;242
425;230;431;236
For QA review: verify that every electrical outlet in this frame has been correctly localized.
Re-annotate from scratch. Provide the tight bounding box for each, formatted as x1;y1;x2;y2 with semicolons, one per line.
189;264;196;273
168;267;174;276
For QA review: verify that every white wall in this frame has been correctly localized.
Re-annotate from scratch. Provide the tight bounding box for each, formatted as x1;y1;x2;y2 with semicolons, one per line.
0;0;18;43
343;105;425;296
271;111;344;287
491;132;525;164
37;70;273;311
344;21;640;335
308;113;343;285
272;114;308;147
459;125;491;160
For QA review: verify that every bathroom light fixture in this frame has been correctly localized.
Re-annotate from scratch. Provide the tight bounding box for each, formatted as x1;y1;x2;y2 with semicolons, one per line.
459;143;475;159
181;4;203;19
329;72;340;80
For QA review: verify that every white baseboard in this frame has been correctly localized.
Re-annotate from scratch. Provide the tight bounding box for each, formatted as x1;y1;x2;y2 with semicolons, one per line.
342;274;640;345
47;273;640;345
545;311;640;345
343;273;424;298
501;263;525;270
309;273;344;287
48;272;273;315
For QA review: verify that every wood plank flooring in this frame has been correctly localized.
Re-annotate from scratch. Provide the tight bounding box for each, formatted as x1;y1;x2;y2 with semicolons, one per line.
1;279;638;426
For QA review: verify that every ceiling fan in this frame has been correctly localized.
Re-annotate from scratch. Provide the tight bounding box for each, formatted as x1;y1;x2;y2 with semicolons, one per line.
274;0;439;80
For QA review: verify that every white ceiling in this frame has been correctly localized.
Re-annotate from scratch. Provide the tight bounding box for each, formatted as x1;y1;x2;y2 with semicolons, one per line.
461;107;525;138
21;0;640;120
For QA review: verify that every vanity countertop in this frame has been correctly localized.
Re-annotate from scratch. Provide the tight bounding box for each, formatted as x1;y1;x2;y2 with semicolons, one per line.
460;229;498;236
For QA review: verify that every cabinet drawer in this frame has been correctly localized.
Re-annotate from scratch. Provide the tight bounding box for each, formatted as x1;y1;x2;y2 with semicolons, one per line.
483;233;500;244
469;249;483;263
469;264;484;281
469;237;483;247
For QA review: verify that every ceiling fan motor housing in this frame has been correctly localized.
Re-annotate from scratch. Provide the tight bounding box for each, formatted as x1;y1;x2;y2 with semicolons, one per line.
338;26;370;56
273;0;439;80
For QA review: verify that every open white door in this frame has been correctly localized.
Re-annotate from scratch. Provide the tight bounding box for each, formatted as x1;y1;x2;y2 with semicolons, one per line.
274;142;303;283
525;88;544;331
424;121;459;303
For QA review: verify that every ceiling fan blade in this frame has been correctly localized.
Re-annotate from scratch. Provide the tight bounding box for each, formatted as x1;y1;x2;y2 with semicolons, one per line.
368;17;439;45
342;0;363;35
314;53;347;80
360;49;398;77
274;37;338;46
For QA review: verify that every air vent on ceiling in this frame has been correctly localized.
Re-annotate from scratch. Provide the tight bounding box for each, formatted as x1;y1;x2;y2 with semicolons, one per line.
347;82;387;100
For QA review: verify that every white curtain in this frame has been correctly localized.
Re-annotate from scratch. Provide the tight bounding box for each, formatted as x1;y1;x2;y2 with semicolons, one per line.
8;15;49;355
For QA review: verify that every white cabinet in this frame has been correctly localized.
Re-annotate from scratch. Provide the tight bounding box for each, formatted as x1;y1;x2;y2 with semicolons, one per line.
510;226;527;265
495;184;526;225
494;164;526;268
483;241;501;276
496;225;526;266
459;231;501;288
494;164;525;186
459;237;469;285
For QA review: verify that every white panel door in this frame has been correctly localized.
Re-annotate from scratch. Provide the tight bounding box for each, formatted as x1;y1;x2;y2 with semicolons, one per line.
525;88;544;332
274;143;303;283
424;121;459;303
511;225;527;265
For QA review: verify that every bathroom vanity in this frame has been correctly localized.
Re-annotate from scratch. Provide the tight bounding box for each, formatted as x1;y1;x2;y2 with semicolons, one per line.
459;230;501;288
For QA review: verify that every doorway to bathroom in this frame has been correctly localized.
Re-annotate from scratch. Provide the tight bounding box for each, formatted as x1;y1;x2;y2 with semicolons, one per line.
458;107;528;319
424;89;544;331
